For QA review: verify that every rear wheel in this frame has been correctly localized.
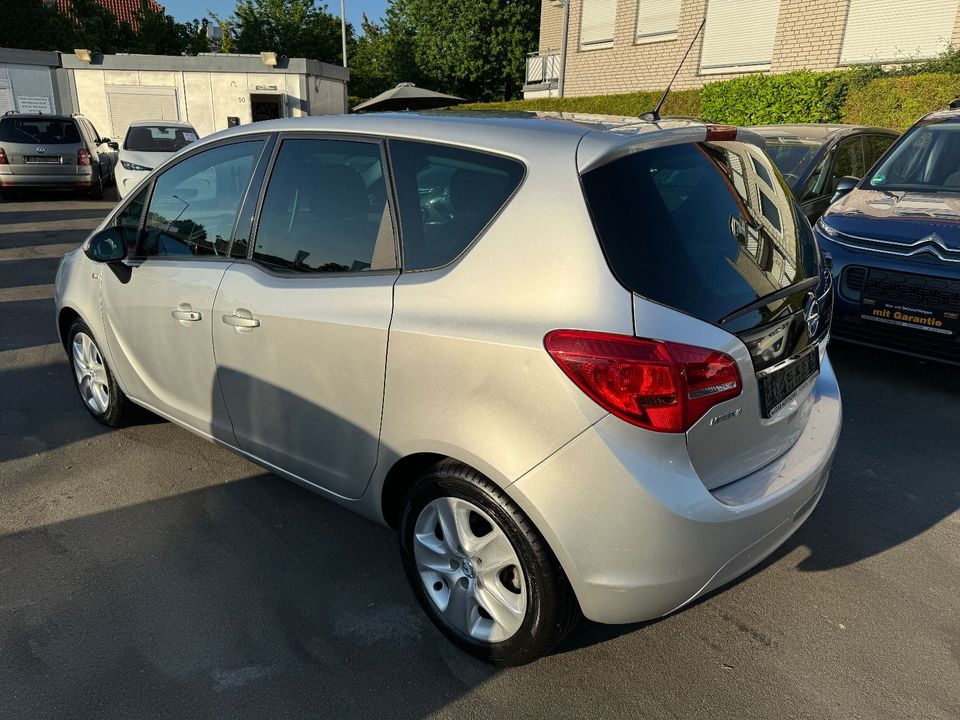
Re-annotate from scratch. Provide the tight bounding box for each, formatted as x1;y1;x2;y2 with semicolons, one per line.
87;170;104;200
0;186;17;201
399;460;579;666
67;319;132;427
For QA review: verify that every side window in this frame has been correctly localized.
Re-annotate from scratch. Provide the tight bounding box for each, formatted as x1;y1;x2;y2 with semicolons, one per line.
830;137;866;190
800;150;832;202
114;186;148;250
140;140;262;258
864;134;895;170
253;138;395;273
389;140;525;270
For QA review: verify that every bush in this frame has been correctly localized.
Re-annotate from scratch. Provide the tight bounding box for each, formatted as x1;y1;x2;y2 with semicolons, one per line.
458;88;701;118
699;70;847;125
843;73;960;130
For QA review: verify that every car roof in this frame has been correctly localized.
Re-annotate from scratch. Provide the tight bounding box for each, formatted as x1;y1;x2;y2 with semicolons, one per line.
750;123;898;141
127;119;195;128
918;108;960;124
1;113;76;122
198;110;726;172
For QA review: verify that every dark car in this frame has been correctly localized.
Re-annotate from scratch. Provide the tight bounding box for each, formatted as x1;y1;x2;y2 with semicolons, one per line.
0;112;118;199
815;109;960;364
752;124;899;222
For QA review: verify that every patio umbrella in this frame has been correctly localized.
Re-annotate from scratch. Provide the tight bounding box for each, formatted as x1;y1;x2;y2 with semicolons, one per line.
352;83;467;112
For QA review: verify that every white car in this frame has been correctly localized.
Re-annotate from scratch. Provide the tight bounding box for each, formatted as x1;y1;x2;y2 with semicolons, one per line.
115;121;198;198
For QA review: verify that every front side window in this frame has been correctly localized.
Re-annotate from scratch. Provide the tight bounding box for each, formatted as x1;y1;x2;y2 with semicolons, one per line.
140;140;262;258
389;140;524;271
253;138;395;273
863;134;895;168
831;138;865;189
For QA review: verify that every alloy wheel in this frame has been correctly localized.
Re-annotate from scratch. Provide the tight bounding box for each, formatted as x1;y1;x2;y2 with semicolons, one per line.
72;331;110;414
413;496;527;643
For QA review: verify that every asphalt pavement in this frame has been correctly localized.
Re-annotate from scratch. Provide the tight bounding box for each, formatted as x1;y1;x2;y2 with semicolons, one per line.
1;191;958;720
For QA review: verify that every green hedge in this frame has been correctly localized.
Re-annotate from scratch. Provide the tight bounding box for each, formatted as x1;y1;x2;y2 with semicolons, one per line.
461;67;960;132
699;70;847;125
843;73;960;130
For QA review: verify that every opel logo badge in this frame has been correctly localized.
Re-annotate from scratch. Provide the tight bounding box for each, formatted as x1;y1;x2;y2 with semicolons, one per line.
36;146;46;154
804;293;821;336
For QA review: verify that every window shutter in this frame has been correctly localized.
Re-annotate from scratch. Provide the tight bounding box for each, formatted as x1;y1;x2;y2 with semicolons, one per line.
105;86;180;140
636;0;682;43
841;0;960;64
580;0;618;49
700;0;781;74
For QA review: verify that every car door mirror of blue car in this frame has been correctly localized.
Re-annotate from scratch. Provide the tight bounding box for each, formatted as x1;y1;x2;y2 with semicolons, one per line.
831;175;860;203
84;227;128;263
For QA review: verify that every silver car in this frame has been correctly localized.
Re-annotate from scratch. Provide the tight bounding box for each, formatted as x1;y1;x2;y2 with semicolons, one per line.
0;113;117;199
54;113;842;665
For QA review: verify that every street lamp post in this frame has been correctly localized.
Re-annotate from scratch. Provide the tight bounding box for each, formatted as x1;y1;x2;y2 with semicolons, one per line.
341;0;348;67
549;0;570;99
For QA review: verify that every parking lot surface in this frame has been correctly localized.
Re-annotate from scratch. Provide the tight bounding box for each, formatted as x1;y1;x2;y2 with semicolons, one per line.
1;193;958;720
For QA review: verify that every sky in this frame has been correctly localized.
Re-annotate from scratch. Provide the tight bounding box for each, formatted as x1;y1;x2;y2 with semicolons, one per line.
160;0;389;30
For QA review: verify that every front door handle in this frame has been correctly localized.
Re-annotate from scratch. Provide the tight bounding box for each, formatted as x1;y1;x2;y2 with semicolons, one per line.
171;309;202;322
222;311;261;329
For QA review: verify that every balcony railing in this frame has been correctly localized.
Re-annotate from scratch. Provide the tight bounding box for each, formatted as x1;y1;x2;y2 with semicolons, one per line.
525;51;561;85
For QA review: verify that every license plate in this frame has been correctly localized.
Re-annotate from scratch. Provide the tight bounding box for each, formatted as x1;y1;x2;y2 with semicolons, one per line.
757;345;820;418
24;156;62;164
859;269;959;337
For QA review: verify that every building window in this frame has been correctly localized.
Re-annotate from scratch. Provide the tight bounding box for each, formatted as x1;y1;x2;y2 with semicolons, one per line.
636;0;681;44
699;0;781;75
841;0;960;65
580;0;617;50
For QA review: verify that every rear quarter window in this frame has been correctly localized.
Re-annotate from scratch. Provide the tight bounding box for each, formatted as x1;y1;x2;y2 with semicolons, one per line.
389;140;524;270
581;141;818;325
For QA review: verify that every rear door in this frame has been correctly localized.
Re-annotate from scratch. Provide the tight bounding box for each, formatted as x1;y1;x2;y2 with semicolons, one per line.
580;136;829;489
0;116;83;178
212;135;399;498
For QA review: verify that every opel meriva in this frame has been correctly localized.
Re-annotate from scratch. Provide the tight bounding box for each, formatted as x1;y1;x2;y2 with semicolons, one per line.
55;112;842;665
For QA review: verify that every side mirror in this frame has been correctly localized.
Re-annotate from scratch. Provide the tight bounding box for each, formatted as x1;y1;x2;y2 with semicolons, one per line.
84;227;127;263
831;175;859;203
107;141;119;150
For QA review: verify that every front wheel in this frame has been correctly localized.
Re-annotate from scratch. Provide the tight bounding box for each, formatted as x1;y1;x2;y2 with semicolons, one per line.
68;319;132;426
399;461;579;665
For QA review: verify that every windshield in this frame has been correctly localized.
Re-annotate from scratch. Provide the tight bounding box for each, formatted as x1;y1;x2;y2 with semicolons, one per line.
762;138;823;181
867;121;960;192
124;125;198;153
0;118;81;145
581;141;818;326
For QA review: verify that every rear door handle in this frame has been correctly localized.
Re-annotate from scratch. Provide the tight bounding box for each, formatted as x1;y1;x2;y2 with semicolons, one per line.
171;308;202;322
222;312;261;329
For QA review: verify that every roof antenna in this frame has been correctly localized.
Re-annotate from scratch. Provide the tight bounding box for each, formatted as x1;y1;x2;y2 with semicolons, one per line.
640;17;706;122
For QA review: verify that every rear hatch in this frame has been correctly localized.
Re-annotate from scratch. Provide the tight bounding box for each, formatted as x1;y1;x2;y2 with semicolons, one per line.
0;117;84;176
579;129;832;489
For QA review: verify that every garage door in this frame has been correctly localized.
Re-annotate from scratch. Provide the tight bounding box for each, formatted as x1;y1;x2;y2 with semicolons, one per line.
0;73;15;115
106;85;180;139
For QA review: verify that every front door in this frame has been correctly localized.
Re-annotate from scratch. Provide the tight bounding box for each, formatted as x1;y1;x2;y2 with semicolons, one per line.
99;138;266;439
213;135;399;498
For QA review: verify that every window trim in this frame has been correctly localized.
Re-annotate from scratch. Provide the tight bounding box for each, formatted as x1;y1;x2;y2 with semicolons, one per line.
243;130;402;279
385;137;528;274
118;133;271;265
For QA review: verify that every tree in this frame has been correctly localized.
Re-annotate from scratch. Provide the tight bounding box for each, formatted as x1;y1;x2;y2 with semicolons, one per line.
0;0;75;52
219;0;346;65
127;5;209;55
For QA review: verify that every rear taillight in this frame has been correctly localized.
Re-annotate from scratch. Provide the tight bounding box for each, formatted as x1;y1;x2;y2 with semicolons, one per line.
544;330;742;433
0;147;8;165
77;148;92;166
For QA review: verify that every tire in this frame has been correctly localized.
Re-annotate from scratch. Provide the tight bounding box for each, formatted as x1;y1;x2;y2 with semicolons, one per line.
0;187;17;202
67;319;133;427
87;170;104;200
399;460;580;666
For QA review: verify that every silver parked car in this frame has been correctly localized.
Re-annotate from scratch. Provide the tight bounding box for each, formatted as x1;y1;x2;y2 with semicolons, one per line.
0;112;117;199
54;113;842;665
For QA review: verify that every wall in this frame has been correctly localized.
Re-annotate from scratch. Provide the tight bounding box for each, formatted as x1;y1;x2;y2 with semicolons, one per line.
0;49;61;114
534;0;960;97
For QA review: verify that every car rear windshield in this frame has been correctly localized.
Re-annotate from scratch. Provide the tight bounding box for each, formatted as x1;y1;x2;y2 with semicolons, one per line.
124;125;197;152
0;118;81;145
581;141;818;324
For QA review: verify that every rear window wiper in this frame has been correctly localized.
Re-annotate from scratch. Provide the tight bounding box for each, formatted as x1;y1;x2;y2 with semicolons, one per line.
719;276;819;325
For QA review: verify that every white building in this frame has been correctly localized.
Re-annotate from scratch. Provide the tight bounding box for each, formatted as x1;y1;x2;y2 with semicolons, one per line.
0;48;66;115
54;51;349;140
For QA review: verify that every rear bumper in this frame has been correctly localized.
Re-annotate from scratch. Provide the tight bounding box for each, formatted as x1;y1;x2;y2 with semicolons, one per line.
506;354;842;624
0;169;94;188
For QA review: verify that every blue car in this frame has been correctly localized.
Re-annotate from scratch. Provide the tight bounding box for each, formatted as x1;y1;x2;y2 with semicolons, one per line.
815;109;960;364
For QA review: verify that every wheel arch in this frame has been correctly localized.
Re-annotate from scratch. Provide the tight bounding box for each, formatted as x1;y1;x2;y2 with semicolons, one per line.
57;306;82;350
